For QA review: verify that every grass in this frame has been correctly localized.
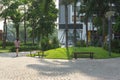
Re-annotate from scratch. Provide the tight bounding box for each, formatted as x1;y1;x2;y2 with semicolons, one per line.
0;46;120;59
34;47;120;59
0;47;11;53
73;47;120;59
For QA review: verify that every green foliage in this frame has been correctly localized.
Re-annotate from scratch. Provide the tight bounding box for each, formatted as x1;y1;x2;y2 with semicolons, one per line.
76;40;86;47
0;41;14;46
93;17;102;27
40;37;49;51
40;37;60;51
113;16;120;33
111;39;120;53
0;0;58;44
103;42;108;49
27;0;58;42
21;42;37;46
104;39;120;53
60;0;74;5
10;45;40;52
51;37;60;48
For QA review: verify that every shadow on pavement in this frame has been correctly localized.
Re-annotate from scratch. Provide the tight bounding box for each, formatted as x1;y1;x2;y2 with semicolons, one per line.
27;58;120;80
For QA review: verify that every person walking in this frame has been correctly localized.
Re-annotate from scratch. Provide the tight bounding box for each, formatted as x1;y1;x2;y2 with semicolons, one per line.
14;38;20;57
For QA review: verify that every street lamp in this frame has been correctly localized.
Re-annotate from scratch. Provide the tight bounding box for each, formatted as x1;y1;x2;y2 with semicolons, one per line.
105;4;115;56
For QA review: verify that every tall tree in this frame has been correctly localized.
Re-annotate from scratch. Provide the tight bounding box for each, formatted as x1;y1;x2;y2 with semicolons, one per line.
0;0;11;48
79;0;90;46
8;1;23;39
20;0;28;44
27;0;58;46
73;0;79;46
81;0;110;47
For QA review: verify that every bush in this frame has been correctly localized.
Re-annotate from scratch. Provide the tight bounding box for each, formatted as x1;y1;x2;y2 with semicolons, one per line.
10;45;40;52
104;39;120;53
21;42;37;46
41;37;60;51
111;39;120;53
76;40;86;47
103;42;108;50
0;41;14;46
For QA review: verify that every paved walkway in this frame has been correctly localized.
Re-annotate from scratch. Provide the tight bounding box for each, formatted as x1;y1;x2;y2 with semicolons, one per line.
0;52;120;80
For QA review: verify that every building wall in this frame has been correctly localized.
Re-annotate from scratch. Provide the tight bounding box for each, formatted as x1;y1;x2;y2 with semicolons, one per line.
59;4;72;24
58;1;95;44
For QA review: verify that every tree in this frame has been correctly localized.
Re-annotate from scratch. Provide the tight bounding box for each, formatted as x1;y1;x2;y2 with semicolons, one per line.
113;16;120;34
27;0;58;47
81;0;111;47
0;0;11;48
20;0;28;44
79;1;90;47
73;0;79;46
8;1;23;39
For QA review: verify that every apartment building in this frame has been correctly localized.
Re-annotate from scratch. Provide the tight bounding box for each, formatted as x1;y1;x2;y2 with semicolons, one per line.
57;0;96;45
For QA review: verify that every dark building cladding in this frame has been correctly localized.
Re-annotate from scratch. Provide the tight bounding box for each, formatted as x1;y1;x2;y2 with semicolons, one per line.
59;24;83;29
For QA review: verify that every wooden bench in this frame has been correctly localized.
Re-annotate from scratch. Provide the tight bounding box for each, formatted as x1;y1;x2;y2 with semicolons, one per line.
73;52;94;59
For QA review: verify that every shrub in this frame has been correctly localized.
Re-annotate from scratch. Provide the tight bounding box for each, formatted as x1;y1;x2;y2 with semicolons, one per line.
40;37;60;51
0;41;14;46
10;45;40;52
21;42;37;46
76;40;86;47
111;39;120;53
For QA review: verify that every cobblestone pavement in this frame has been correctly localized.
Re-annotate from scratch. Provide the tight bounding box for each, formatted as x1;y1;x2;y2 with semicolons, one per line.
0;52;120;80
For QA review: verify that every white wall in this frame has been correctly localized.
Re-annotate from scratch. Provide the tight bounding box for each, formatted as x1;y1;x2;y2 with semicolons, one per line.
0;20;3;30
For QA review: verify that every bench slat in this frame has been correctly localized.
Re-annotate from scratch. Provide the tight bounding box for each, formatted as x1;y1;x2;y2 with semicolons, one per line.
73;52;94;59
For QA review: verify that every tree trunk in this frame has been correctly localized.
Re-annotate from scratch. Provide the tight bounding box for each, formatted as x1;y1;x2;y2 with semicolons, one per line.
85;19;88;47
73;3;77;46
65;5;68;49
2;17;7;48
24;4;27;44
32;20;35;45
24;23;27;44
102;17;106;47
15;23;19;39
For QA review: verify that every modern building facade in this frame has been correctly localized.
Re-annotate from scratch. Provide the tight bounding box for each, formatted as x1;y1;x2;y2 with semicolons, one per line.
57;0;96;45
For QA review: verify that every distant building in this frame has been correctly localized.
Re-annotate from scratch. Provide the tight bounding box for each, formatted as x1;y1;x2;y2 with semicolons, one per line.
58;0;96;45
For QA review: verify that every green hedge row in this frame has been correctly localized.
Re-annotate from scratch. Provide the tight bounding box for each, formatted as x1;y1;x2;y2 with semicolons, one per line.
10;46;40;52
0;41;14;46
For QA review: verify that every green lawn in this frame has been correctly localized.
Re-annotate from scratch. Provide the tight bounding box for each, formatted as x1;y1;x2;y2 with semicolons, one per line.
35;47;120;59
0;47;10;53
1;46;120;59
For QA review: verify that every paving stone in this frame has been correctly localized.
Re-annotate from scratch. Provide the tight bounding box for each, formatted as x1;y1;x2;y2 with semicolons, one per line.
0;53;120;80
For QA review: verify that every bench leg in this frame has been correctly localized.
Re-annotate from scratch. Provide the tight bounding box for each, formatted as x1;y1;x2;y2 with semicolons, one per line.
90;53;93;59
38;52;40;58
74;53;77;59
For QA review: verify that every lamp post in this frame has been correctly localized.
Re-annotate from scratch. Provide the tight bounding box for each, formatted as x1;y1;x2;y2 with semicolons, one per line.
105;10;115;56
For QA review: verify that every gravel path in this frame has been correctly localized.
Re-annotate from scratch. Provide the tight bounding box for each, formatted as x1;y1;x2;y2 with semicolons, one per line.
0;52;120;80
